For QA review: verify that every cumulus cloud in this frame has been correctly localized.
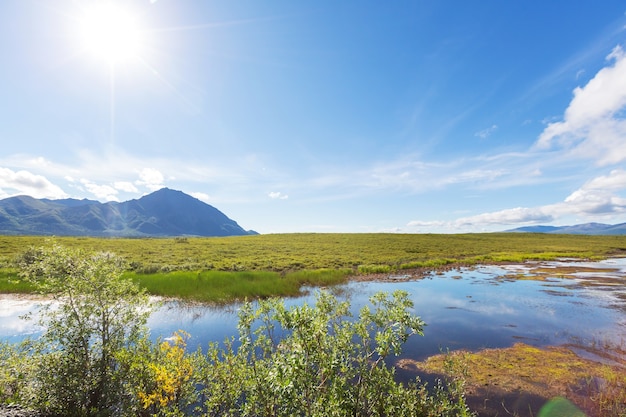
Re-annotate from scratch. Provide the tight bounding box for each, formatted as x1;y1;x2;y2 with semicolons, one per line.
581;168;626;191
474;124;498;139
0;167;67;199
269;191;288;200
562;169;626;215
410;169;626;230
114;181;138;193
135;168;165;191
80;179;119;201
406;220;446;228
454;207;555;227
536;45;626;165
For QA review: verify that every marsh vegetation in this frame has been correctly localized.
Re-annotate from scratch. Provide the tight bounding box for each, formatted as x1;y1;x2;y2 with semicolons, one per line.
1;233;626;302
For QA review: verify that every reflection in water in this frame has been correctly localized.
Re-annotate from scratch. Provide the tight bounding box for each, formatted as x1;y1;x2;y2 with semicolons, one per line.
1;259;625;363
0;297;50;343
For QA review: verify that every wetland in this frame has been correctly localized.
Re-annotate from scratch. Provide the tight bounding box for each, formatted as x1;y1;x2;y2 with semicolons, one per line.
1;234;626;416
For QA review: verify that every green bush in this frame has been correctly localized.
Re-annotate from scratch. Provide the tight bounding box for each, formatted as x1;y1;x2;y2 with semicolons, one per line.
193;290;473;417
17;242;151;416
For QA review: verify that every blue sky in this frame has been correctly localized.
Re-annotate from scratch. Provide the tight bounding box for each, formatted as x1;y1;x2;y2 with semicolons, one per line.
2;1;626;234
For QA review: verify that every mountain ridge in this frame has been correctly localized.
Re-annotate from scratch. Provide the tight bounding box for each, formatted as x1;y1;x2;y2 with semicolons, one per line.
505;222;626;235
0;188;257;237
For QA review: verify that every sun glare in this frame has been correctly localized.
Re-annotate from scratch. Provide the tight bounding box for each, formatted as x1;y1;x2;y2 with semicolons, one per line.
79;4;144;66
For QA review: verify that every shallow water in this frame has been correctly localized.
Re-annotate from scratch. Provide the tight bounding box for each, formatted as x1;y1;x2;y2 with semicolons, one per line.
2;259;625;364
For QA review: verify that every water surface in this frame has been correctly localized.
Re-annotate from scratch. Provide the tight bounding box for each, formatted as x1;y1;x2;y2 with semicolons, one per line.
2;259;625;364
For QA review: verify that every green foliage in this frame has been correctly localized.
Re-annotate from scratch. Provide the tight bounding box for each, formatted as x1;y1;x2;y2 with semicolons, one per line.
117;331;198;417
0;341;37;405
17;242;152;416
194;290;473;416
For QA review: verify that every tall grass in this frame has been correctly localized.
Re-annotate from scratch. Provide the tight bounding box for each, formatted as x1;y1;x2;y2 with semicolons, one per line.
127;268;351;303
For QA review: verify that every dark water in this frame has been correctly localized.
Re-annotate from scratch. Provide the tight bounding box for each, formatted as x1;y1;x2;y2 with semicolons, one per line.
2;259;625;365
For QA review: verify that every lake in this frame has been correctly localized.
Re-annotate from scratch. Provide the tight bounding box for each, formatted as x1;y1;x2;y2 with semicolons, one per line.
2;258;625;369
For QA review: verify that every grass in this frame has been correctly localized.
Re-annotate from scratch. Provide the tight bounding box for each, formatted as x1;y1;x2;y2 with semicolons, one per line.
1;233;625;271
0;269;38;293
1;233;626;302
127;268;351;303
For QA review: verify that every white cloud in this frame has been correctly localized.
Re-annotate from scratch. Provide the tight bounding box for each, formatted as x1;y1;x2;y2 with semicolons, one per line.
454;207;554;227
582;168;626;190
474;124;498;139
562;168;626;215
269;191;288;200
536;45;626;165
415;169;626;230
191;192;210;202
563;188;626;215
114;181;138;193
406;220;446;228
135;168;165;191
80;179;119;201
0;167;67;199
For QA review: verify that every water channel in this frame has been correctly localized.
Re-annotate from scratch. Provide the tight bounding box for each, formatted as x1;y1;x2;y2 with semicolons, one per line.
2;258;625;370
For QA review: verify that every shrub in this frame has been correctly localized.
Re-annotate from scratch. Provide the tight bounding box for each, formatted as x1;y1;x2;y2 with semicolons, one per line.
17;242;152;416
194;290;473;416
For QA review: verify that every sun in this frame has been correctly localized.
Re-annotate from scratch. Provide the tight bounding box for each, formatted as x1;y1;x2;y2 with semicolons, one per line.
78;3;145;66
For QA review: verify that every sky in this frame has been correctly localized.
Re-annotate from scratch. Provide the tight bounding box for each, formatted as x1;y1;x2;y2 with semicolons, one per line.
2;1;626;234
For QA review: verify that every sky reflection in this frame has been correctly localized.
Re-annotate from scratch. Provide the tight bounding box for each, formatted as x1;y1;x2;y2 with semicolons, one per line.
1;258;625;361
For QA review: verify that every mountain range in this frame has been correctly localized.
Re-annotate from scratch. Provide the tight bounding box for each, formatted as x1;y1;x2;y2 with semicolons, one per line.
505;222;626;235
0;188;257;237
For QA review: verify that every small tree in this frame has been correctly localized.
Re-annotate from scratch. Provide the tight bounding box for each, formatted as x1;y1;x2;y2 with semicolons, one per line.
18;242;151;416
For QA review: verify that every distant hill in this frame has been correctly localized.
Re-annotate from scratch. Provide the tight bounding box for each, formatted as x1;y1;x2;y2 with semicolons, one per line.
505;222;626;235
0;188;257;237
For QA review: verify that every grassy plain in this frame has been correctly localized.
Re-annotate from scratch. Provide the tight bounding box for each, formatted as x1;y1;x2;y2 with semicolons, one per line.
1;233;626;302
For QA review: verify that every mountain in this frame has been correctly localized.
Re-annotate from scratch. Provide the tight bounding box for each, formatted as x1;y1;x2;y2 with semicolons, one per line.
0;188;257;237
505;222;626;235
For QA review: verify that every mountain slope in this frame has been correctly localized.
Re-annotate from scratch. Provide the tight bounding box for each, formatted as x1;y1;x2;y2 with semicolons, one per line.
0;188;256;237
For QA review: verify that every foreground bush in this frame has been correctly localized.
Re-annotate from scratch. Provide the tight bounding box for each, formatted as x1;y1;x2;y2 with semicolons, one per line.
192;290;473;417
2;243;473;416
16;242;152;415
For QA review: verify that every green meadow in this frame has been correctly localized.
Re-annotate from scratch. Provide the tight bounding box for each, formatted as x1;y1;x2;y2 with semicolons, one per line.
1;233;625;303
